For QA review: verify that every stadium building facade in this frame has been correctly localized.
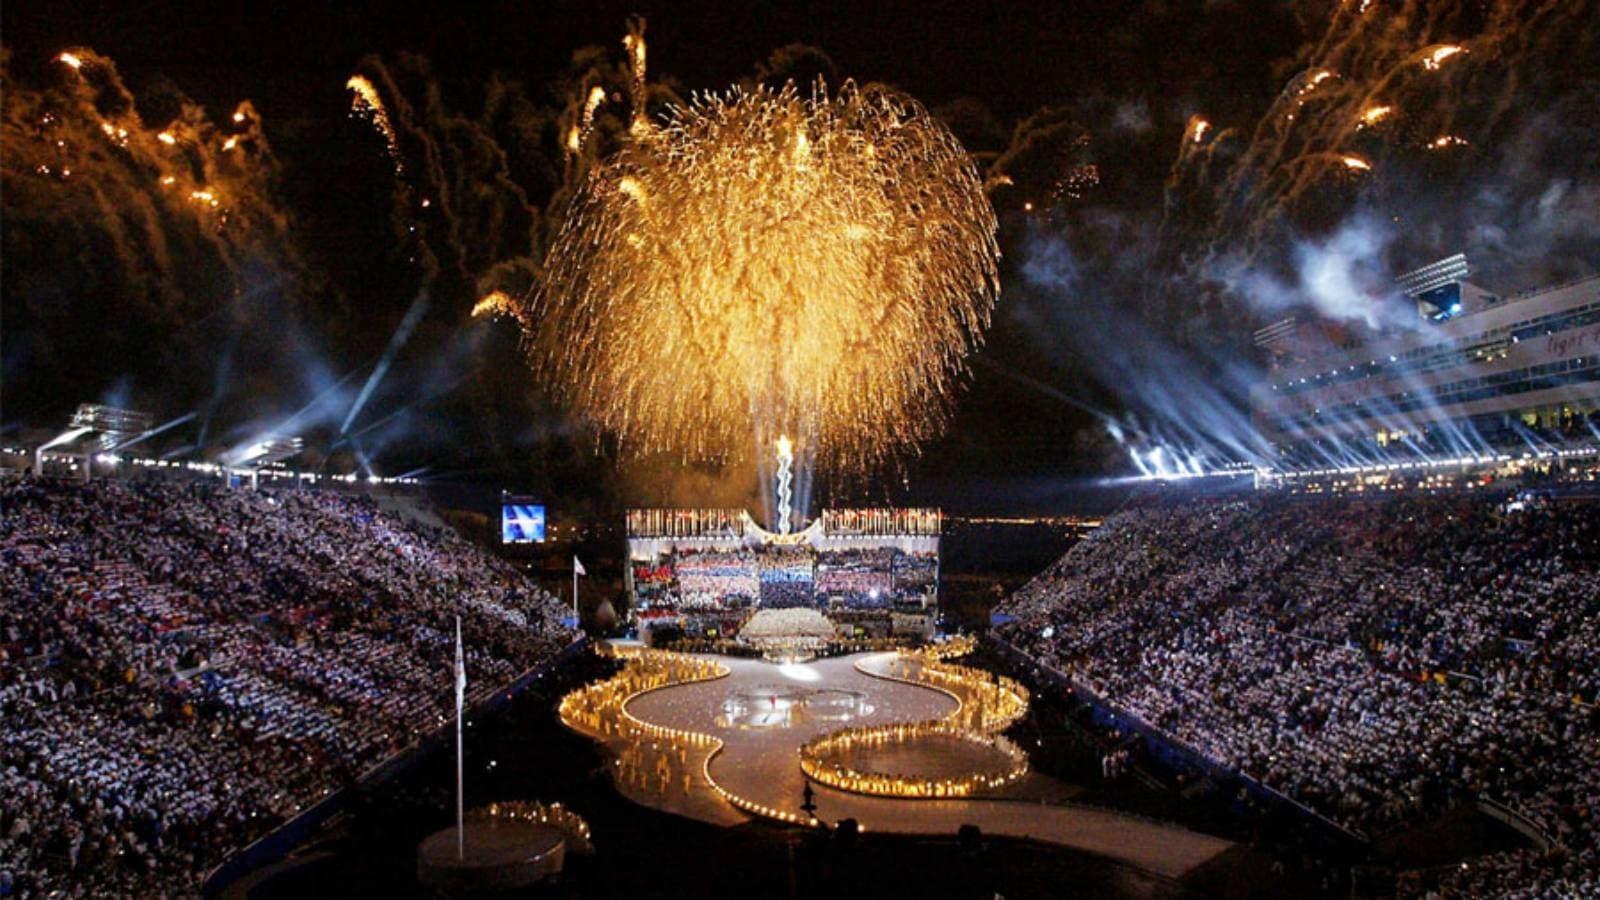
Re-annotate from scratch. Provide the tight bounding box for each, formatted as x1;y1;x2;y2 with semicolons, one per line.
1252;263;1600;468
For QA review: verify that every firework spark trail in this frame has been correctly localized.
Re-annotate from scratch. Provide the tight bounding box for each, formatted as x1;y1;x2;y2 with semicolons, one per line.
1166;0;1595;267
581;85;608;132
347;74;403;175
623;18;649;137
343;57;549;306
565;85;609;156
471;290;515;319
1357;104;1393;128
530;80;1000;476
343;22;693;316
4;46;296;303
1159;114;1235;247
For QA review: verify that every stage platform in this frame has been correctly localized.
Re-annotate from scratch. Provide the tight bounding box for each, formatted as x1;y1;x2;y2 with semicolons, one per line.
589;651;1233;880
416;820;565;892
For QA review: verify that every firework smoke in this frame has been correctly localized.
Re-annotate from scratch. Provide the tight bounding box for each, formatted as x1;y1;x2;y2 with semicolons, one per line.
995;0;1600;480
2;45;307;411
4;47;295;274
340;32;683;315
342;55;545;297
1166;0;1600;291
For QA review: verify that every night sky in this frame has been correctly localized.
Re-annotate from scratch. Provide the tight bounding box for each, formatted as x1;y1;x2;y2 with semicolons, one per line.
4;1;1285;117
3;1;1596;513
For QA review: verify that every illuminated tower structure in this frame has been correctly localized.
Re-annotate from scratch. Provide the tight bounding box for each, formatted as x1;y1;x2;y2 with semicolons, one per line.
774;435;795;534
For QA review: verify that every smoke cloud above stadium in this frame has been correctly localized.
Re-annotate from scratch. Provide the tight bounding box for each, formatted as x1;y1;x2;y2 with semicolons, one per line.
982;0;1600;482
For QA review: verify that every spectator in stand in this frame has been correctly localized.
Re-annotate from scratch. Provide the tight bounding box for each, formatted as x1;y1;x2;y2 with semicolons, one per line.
0;476;576;898
996;492;1599;897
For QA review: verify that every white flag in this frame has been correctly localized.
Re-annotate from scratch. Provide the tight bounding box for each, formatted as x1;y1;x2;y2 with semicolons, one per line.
453;616;465;713
574;555;587;576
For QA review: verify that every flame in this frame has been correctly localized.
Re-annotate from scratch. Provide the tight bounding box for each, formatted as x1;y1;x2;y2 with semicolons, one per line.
1339;154;1372;171
1429;134;1469;149
156;131;177;145
55;52;83;70
1192;118;1211;143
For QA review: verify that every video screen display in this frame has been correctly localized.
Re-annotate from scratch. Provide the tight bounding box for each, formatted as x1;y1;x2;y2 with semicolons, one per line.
501;503;547;543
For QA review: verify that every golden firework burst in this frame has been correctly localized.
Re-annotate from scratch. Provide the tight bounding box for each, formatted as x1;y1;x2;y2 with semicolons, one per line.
530;80;1000;475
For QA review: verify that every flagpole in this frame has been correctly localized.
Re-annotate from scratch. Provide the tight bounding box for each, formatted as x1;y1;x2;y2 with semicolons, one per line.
455;615;464;861
572;557;579;624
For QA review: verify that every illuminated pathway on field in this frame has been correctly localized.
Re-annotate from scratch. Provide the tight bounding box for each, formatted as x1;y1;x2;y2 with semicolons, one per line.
607;651;1233;880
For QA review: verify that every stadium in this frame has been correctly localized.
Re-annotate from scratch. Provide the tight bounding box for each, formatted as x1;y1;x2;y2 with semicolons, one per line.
1253;258;1600;480
4;3;1600;899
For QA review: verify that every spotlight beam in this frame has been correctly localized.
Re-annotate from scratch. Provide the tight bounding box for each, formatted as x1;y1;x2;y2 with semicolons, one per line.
341;291;430;435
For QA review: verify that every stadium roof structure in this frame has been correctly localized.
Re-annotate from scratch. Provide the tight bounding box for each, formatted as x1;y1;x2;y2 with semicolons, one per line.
36;404;157;479
218;434;305;469
69;403;155;439
1396;253;1470;299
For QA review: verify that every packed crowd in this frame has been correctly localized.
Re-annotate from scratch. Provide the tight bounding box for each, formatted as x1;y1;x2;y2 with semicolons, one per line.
671;549;759;607
996;492;1599;897
0;477;576;897
816;548;895;606
758;548;817;608
893;552;939;588
892;552;939;607
812;549;939;608
638;546;941;612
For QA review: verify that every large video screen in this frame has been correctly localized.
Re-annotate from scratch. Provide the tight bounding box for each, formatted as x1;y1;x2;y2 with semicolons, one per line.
501;503;547;543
